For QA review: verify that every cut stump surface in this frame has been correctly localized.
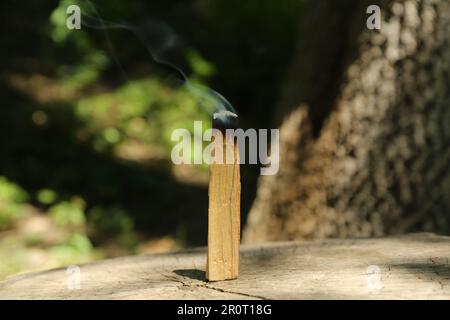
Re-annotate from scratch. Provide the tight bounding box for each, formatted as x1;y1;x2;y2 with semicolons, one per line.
1;233;449;299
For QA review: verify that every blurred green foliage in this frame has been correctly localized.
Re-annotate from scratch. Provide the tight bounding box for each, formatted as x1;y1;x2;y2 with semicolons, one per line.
75;78;210;155
0;0;303;279
48;233;96;265
0;177;29;231
89;205;138;250
37;189;58;205
0;177;29;204
0;179;100;278
49;199;86;227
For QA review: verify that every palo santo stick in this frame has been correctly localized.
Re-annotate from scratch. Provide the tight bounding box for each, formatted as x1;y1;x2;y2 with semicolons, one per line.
207;111;240;281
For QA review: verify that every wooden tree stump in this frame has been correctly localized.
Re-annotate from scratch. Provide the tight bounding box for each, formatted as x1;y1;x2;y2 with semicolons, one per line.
0;233;449;299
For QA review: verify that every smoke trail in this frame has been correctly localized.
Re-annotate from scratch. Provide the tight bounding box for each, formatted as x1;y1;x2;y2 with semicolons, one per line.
77;0;236;115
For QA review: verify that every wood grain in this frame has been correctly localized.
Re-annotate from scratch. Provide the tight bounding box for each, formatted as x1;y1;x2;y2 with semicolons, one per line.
207;132;240;281
1;233;450;299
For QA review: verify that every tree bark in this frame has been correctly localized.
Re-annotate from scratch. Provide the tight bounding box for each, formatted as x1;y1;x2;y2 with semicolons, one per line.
244;0;450;242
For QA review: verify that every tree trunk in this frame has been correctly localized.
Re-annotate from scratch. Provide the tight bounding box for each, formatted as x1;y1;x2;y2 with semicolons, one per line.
244;0;450;242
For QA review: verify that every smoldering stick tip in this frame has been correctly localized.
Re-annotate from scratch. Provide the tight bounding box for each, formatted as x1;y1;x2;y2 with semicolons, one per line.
212;110;239;131
213;110;238;119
